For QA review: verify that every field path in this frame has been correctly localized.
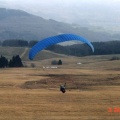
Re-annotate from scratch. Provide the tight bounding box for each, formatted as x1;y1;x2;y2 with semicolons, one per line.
20;47;28;58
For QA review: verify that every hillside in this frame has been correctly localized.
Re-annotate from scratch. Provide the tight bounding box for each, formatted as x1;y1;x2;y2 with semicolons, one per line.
0;45;120;67
0;8;113;42
0;46;68;61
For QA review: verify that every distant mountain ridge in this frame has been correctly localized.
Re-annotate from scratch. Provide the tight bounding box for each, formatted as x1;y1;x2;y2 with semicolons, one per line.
0;8;117;42
0;8;30;20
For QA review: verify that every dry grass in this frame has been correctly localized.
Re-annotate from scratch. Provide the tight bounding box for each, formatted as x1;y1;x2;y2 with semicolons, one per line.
0;56;120;120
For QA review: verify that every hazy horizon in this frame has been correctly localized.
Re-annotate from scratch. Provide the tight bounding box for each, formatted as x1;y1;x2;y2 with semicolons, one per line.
0;0;120;32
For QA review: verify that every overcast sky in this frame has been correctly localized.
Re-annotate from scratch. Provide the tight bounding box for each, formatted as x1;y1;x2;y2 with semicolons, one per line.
0;0;120;24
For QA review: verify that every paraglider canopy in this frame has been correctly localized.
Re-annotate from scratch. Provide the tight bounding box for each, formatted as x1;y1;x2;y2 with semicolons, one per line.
29;34;94;60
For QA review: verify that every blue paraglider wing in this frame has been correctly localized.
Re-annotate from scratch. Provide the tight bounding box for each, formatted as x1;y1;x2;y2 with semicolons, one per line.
29;34;94;60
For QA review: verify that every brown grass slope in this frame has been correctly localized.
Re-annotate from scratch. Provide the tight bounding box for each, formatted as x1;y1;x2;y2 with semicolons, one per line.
0;46;69;61
0;47;120;119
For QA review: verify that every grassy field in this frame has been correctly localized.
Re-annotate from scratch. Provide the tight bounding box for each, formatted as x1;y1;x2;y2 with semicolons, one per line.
0;47;67;61
0;53;120;120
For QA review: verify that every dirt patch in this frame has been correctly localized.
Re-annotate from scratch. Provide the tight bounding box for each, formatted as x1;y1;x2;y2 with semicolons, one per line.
21;74;120;90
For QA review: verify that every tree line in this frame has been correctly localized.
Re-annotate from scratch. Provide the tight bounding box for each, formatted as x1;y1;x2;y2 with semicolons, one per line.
0;55;23;68
0;39;120;56
46;41;120;56
0;39;38;47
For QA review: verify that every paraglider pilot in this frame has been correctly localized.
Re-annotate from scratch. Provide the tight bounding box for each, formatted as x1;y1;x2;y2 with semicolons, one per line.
60;83;66;93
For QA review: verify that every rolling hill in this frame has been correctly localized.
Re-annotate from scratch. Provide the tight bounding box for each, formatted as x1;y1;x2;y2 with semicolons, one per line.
0;46;68;61
0;8;113;42
0;46;120;68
